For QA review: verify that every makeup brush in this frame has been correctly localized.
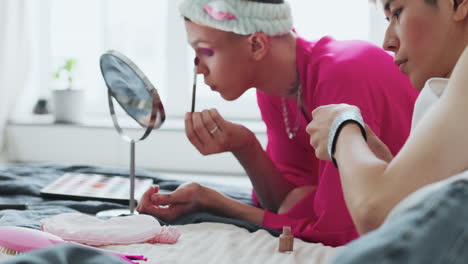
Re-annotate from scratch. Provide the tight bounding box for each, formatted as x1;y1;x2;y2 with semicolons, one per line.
0;226;147;263
191;57;199;113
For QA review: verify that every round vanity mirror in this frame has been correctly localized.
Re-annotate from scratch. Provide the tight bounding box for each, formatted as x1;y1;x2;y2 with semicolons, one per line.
99;50;165;216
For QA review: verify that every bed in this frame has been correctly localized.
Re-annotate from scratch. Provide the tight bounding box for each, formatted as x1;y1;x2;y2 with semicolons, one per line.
0;164;339;264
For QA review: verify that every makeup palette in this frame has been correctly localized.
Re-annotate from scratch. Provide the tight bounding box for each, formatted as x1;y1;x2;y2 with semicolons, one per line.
40;173;154;205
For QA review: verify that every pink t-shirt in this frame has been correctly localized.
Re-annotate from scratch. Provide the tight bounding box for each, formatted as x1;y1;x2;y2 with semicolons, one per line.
254;36;418;246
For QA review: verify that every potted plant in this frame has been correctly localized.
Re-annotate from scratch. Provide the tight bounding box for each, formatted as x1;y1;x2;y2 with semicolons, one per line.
52;58;85;123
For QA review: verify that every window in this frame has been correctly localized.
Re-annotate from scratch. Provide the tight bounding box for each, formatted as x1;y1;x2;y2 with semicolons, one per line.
19;0;387;122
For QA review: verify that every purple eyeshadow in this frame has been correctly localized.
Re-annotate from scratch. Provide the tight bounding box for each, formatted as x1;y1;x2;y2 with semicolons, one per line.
200;48;214;56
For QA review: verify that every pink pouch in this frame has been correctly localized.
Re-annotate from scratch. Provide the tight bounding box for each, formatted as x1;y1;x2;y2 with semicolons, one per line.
40;213;180;246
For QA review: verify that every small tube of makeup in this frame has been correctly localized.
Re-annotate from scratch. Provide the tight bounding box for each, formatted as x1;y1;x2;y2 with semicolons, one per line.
278;226;294;253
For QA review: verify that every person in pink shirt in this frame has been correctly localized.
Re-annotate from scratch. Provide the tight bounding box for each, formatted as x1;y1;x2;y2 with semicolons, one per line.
138;0;418;246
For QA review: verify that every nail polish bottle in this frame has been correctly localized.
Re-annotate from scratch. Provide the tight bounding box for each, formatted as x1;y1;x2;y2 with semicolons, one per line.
278;226;293;253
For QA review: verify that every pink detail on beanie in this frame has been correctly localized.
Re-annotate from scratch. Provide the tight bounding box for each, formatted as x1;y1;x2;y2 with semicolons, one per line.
203;5;237;20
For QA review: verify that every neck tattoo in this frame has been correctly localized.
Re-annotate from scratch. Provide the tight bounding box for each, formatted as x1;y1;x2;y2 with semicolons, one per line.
281;71;302;140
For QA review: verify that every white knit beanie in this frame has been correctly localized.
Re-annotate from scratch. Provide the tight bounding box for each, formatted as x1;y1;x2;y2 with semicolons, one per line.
179;0;293;36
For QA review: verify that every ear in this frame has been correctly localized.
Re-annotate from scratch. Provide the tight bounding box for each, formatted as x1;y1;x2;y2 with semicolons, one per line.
453;0;468;21
247;33;269;61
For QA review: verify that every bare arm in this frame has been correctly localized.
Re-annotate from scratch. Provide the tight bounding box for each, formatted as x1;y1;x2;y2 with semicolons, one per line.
232;139;295;212
200;185;265;224
137;183;264;224
334;47;468;233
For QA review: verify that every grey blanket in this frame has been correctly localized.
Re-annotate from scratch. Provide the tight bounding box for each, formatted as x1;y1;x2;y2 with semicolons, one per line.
0;163;278;230
0;244;128;264
0;164;280;263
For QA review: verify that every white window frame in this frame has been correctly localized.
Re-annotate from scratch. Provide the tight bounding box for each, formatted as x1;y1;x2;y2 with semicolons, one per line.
13;0;388;122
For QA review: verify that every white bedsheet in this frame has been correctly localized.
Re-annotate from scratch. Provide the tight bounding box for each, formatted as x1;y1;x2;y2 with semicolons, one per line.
103;222;340;264
0;223;340;264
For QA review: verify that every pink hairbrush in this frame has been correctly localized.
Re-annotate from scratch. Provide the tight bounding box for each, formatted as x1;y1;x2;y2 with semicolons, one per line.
0;226;147;264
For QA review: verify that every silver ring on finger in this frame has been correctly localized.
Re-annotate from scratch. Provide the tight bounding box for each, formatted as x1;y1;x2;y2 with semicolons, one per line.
209;125;219;134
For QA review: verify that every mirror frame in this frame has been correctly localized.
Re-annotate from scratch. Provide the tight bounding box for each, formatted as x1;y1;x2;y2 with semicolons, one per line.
100;50;166;142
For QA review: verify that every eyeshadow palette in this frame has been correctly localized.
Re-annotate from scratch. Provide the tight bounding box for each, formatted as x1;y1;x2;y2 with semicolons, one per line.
40;173;154;204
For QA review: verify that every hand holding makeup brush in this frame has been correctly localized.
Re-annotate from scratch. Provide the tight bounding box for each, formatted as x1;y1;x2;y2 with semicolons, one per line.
185;108;257;156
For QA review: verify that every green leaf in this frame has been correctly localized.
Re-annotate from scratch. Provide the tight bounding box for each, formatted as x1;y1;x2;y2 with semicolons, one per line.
54;58;76;85
64;58;76;72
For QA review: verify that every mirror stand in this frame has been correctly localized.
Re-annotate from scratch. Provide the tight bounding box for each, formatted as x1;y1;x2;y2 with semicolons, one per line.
97;140;136;217
96;107;141;217
129;139;136;213
97;50;165;217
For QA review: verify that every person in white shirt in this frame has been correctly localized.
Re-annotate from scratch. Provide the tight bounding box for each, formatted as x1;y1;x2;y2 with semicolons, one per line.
306;0;468;262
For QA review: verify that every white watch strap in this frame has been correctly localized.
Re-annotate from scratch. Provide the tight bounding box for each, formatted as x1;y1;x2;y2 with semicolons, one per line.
327;111;367;168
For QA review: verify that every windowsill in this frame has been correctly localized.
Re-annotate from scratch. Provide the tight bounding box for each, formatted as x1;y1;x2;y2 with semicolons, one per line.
6;114;268;175
9;114;267;134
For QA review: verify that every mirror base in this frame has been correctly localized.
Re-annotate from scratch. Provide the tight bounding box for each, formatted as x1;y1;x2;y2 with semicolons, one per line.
96;209;139;218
